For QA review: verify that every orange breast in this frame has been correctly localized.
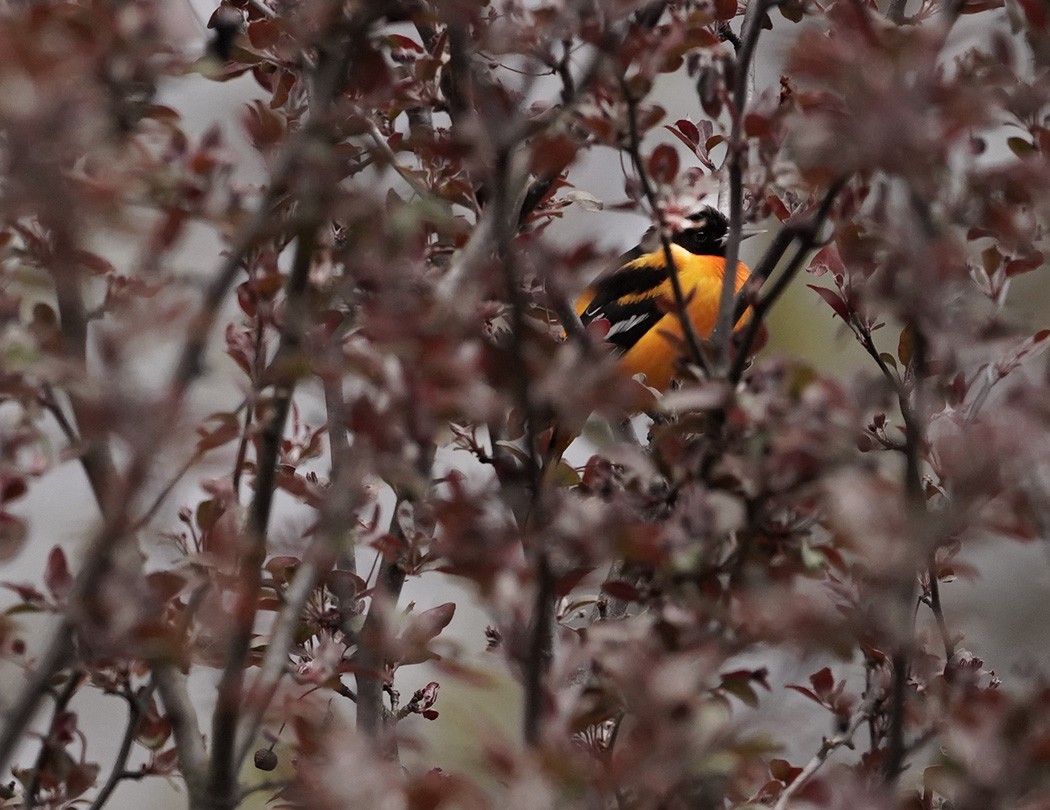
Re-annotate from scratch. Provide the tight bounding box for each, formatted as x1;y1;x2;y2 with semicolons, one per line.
616;247;751;391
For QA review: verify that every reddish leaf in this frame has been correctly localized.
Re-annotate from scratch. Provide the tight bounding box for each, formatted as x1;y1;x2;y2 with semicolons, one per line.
195;498;223;533
66;761;100;799
325;569;366;601
242;100;285;150
808;245;844;277
135;703;172;750
806;284;850;321
780;0;806;21
44;546;72;601
810;667;835;698
556;566;594;596
410;603;456;643
1008;136;1036;157
898;324;915;367
196;413;242;452
785;684;821;704
265;556;301;586
398;604;457;665
531;133;579;176
647;144;680;185
994;329;1050;379
744;112;771;138
770;758;802;784
386;33;425;53
674;118;700;145
601;580;642;601
665;125;701;156
1005;251;1043;276
721;677;759;707
3;581;46;604
1016;0;1047;25
269;68;296;109
247;19;279;49
0;476;26;504
714;0;738;19
146;572;188;604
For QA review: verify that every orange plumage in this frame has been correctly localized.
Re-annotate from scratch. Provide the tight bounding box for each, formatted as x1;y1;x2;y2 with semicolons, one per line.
576;207;752;392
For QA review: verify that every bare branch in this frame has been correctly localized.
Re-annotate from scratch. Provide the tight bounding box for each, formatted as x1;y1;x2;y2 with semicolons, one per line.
771;697;876;810
924;566;955;662
887;0;909;23
48;225;119;513
728;177;847;383
87;683;153;810
359;112;434;200
152;664;208;801
712;0;778;370
0;624;75;777
206;221;318;807
24;672;82;810
620;76;711;379
233;548;329;771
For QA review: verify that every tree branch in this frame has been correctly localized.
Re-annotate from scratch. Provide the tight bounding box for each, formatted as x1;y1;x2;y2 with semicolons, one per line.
24;672;82;810
712;0;778;370
48;228;120;514
0;623;75;778
620;76;711;379
205;221;318;808
152;663;208;802
924;564;955;662
728;177;846;382
233;547;330;771
887;0;909;23
87;683;153;810
853;313;928;784
771;697;876;810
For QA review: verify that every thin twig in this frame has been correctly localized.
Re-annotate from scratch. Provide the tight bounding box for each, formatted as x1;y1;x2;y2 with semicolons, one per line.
887;0;909;23
0;623;75;780
523;554;556;745
620;76;711;379
711;0;777;369
728;178;846;382
320;315;360;584
152;664;208;799
488;140;556;745
359;114;434;200
204;1;391;794
24;672;82;810
87;683;153;810
771;697;876;810
925;568;955;662
884;332;927;784
38;385;79;445
233;548;330;771
130;451;202;533
854;317;927;783
206;222;319;807
352;470;433;756
48;221;120;512
233;314;266;499
237;778;291;803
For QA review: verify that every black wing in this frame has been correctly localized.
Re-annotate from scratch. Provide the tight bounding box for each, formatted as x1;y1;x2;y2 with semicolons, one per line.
579;250;669;354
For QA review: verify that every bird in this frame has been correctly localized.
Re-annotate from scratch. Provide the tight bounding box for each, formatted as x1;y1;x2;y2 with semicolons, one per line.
574;206;755;393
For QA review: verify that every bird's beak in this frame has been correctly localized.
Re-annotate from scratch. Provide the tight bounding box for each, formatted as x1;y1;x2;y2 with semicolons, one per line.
740;227;766;241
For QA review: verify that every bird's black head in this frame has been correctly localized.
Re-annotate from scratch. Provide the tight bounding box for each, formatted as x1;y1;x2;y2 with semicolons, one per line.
672;206;730;256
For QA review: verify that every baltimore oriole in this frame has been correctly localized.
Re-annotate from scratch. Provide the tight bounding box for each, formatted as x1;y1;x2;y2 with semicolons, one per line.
575;206;753;392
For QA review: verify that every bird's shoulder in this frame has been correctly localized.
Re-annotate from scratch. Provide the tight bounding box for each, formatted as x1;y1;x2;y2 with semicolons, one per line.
575;245;674;354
